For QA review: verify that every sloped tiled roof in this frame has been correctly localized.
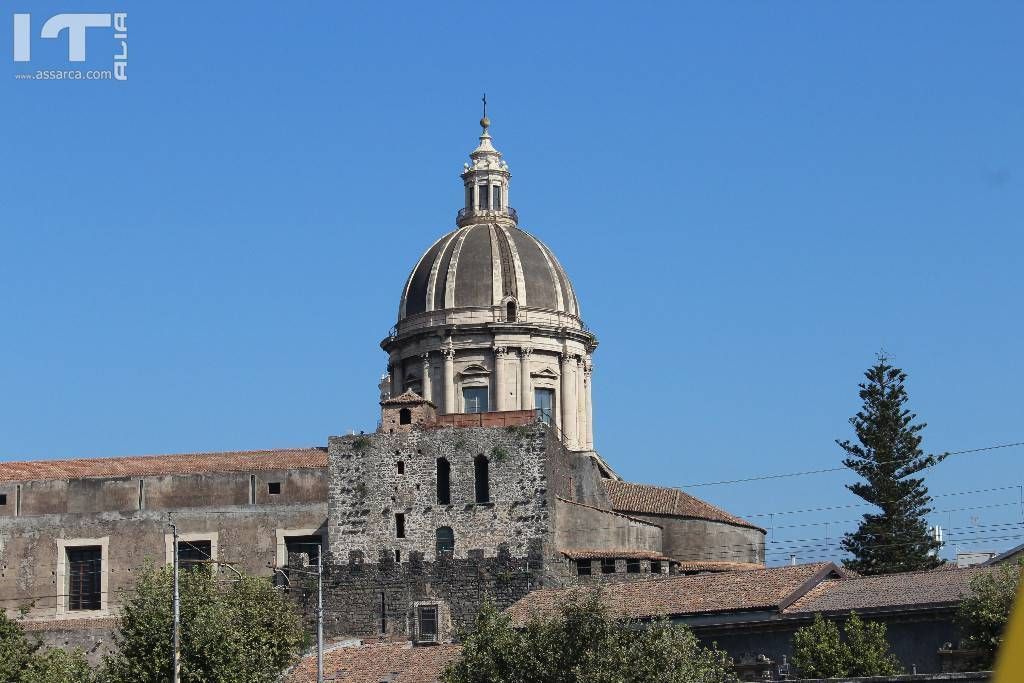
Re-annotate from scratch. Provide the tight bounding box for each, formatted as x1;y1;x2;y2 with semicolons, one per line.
784;566;991;615
0;447;328;482
284;641;461;683
505;562;840;626
560;548;670;561
603;480;763;531
381;389;435;407
675;561;764;573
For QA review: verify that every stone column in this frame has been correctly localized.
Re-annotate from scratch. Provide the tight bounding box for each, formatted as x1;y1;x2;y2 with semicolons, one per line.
390;356;402;396
576;356;587;450
519;347;533;411
442;345;455;414
584;357;594;449
421;353;432;404
560;353;578;448
493;347;507;411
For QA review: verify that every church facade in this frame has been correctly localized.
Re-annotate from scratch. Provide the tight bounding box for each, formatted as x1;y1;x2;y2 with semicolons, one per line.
0;114;764;652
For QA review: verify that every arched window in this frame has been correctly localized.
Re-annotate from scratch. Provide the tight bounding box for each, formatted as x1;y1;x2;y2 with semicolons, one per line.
436;527;454;557
399;408;412;425
436;458;451;505
506;300;517;322
474;454;490;504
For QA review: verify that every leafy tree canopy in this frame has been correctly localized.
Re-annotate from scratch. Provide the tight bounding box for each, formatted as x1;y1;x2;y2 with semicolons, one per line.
101;564;307;683
791;612;902;678
839;355;945;574
0;611;93;683
442;590;737;683
957;560;1023;667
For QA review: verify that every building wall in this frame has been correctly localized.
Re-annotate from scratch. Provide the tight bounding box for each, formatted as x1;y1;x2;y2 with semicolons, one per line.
627;513;764;564
326;423;566;564
552;499;662;554
690;610;966;676
0;468;328;623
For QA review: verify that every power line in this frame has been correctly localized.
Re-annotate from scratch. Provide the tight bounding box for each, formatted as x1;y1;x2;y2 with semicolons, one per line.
680;441;1024;489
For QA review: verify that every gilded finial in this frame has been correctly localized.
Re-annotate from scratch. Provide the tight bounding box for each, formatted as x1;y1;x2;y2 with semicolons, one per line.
480;93;490;131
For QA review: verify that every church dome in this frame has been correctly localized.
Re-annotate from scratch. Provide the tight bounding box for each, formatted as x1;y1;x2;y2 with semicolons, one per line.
398;223;581;321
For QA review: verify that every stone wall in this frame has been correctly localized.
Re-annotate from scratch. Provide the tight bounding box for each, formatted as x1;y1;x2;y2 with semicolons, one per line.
628;514;764;564
326;423;567;564
290;543;546;640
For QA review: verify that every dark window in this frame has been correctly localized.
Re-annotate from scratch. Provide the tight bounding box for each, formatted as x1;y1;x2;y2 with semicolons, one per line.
285;535;322;566
436;527;454;556
399;408;412;425
577;559;592;576
478;184;490;210
465;185;473;209
0;494;6;505
249;474;256;504
601;558;616;574
380;592;387;633
463;386;488;413
418;605;438;642
626;558;641;574
651;561;662;574
395;549;401;563
178;540;212;571
492;185;502;210
436;458;451;505
506;300;516;322
535;388;555;425
67;546;102;610
268;482;281;495
397;460;405;475
395;513;406;539
474;455;490;503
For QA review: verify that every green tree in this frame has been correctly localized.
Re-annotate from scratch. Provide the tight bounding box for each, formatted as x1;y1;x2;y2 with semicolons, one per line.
101;564;306;683
791;612;902;678
956;560;1023;667
838;355;945;574
0;611;93;683
443;591;737;683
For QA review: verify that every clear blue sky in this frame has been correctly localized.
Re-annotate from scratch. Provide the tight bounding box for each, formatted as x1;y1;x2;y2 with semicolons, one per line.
2;2;1022;564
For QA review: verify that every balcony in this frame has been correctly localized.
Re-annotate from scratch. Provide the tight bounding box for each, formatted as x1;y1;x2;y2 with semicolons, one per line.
456;206;518;226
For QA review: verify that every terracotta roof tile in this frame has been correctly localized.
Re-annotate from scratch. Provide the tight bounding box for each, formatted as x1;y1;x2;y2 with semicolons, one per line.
381;390;435;407
675;561;764;573
505;562;840;626
602;480;763;531
284;641;461;683
783;566;991;615
0;447;327;482
560;548;670;561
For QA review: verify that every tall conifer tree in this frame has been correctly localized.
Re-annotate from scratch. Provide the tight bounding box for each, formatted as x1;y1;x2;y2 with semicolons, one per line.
839;355;945;574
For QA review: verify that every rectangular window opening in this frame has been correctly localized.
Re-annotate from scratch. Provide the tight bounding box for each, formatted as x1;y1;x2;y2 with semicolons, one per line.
380;592;387;634
463;386;489;414
395;513;406;539
16;485;22;516
492;185;502;210
534;388;555;425
651;561;662;574
395;549;401;563
284;535;322;566
626;558;641;574
249;475;256;505
601;558;616;574
137;479;144;510
418;605;438;642
178;540;213;572
268;482;281;495
0;494;6;506
67;546;102;611
576;559;592;576
478;185;490;210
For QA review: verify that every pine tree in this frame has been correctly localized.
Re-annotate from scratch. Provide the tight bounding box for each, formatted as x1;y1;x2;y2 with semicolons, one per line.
838;355;945;574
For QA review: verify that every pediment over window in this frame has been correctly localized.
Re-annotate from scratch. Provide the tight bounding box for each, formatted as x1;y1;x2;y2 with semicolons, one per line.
531;367;558;379
459;364;491;377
